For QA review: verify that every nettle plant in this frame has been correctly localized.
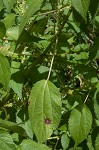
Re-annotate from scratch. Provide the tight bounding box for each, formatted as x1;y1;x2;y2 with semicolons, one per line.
0;0;99;149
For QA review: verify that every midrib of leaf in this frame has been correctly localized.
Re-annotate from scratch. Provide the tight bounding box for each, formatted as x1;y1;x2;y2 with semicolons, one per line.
75;108;88;145
43;81;53;119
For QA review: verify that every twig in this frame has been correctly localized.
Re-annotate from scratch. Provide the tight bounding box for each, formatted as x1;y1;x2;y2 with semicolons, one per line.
46;54;55;82
84;90;91;104
38;5;69;16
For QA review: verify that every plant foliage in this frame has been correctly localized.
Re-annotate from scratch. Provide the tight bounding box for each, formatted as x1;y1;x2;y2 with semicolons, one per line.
0;0;99;149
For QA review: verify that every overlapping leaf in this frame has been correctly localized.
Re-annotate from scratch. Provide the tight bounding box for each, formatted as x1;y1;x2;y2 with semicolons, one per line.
17;139;50;150
71;0;90;21
0;130;16;150
3;0;15;13
10;68;24;99
61;132;70;149
68;104;92;146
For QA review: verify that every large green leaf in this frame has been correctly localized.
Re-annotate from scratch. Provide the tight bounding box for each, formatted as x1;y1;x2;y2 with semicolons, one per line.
0;53;11;89
68;104;92;147
71;0;90;21
0;129;16;150
19;0;44;35
28;80;62;143
95;134;99;150
17;139;51;150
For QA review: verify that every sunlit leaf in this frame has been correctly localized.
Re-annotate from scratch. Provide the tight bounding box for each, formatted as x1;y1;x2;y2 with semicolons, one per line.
3;13;15;30
17;139;51;150
61;132;70;149
6;26;19;40
3;0;15;13
68;104;92;146
0;129;16;150
71;0;90;21
28;80;62;143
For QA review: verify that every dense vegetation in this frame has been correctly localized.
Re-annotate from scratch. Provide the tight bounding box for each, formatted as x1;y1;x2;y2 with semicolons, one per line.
0;0;99;149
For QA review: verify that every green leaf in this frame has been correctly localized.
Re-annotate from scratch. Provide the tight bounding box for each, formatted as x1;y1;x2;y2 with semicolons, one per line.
10;68;24;99
3;13;16;30
89;36;99;60
89;0;99;18
31;17;48;35
68;104;92;147
30;66;49;83
28;80;62;143
3;0;15;13
95;16;99;23
93;90;99;120
0;118;27;137
61;132;70;150
0;22;6;39
6;26;19;40
87;135;94;150
71;0;90;21
21;120;33;139
0;129;16;150
68;147;83;150
0;0;3;12
95;134;99;150
19;30;42;43
17;139;51;150
0;53;11;89
95;16;99;31
19;0;44;35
